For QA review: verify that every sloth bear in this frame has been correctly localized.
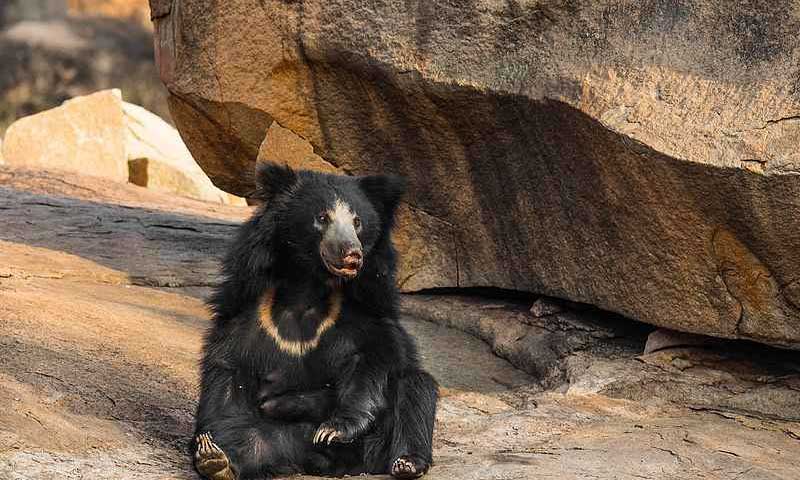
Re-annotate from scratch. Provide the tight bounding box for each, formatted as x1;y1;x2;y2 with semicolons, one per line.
192;163;438;480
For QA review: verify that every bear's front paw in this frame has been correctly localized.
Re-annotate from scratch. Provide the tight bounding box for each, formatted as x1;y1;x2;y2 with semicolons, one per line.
312;419;361;445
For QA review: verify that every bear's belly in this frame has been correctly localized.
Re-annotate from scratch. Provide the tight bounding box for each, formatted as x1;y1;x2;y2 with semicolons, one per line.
250;339;357;398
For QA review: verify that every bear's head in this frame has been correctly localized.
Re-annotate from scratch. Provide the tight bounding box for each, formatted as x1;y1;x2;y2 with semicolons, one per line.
255;162;406;282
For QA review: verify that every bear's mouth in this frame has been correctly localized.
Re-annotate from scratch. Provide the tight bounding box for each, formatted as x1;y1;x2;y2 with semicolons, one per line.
322;254;363;279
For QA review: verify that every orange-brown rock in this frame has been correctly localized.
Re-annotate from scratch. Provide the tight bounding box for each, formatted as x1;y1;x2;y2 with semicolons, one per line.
2;87;245;204
124;101;246;205
2;90;128;182
67;0;151;28
151;1;800;348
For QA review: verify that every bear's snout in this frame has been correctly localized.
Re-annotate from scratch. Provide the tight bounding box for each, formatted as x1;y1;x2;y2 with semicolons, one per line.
321;239;363;279
318;198;366;279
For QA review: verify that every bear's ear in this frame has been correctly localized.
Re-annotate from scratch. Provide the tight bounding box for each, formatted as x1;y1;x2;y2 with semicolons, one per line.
255;162;298;202
359;174;407;224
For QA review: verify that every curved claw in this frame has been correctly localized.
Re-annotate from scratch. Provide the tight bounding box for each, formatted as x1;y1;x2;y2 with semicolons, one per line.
313;423;342;445
195;432;212;458
312;425;325;444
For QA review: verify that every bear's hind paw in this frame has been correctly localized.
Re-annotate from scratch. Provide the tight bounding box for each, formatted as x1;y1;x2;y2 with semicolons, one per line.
195;433;236;480
391;455;429;479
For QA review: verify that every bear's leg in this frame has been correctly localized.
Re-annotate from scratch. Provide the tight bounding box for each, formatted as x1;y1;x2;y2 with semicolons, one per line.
195;419;319;480
364;370;438;479
388;370;438;479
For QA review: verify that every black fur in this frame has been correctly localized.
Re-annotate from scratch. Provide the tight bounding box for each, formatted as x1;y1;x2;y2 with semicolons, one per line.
194;164;438;479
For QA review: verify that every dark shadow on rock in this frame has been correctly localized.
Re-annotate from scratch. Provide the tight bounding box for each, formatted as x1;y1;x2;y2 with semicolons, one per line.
404;291;800;421
401;316;533;394
402;292;653;388
290;54;800;348
0;185;240;294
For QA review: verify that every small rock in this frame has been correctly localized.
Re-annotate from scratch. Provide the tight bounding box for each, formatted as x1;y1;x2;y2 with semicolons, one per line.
644;328;714;354
529;297;564;318
670;357;694;370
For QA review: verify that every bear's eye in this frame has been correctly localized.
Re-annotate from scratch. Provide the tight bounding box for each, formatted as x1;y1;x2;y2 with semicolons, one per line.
317;213;329;224
353;216;362;230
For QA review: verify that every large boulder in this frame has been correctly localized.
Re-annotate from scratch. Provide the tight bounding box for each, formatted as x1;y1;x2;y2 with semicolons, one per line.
2;89;128;182
151;1;800;348
2;88;244;204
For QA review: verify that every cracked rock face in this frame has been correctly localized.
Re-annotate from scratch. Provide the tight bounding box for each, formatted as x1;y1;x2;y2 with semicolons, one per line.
151;0;800;348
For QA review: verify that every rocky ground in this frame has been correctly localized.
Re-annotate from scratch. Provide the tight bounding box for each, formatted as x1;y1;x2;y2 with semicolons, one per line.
0;166;798;479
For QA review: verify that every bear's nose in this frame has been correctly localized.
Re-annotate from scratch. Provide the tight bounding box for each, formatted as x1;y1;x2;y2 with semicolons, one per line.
343;248;363;264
